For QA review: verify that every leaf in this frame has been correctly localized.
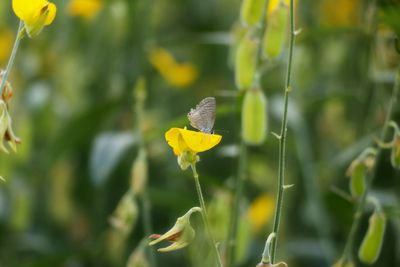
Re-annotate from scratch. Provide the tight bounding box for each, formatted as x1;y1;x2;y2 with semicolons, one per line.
90;131;136;186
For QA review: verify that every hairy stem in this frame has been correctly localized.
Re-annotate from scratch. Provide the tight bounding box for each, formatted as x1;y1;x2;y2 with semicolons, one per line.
269;0;296;263
342;67;400;261
0;21;24;96
191;164;223;267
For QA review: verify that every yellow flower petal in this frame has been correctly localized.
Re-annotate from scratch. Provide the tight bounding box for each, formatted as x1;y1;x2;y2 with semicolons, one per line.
247;193;275;231
165;128;185;156
165;128;222;156
149;47;198;88
12;0;44;22
44;3;57;25
68;0;103;19
165;63;198;88
12;0;56;28
179;129;221;153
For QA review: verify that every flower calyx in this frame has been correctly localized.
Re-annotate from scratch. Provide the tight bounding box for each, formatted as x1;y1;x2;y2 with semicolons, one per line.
149;207;201;252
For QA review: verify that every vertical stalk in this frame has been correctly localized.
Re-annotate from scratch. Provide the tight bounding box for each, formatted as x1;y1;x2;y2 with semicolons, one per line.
191;164;223;267
342;68;400;261
0;21;24;96
227;0;269;265
227;141;247;266
269;0;295;263
134;80;157;267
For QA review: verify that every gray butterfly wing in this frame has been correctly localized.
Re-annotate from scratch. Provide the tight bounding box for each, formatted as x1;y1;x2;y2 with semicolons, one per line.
187;97;216;133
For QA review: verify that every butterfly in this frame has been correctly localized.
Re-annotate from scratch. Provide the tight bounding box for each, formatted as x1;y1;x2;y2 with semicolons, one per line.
187;97;216;134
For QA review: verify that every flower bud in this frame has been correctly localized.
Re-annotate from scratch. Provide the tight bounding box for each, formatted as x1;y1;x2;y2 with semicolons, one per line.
358;211;386;264
390;135;400;169
242;87;268;145
263;3;288;59
346;150;375;199
348;161;366;198
240;0;266;26
0;71;13;102
0;100;20;153
149;207;201;252
235;34;257;90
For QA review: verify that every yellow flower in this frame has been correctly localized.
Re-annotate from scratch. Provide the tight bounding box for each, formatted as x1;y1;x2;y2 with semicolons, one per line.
149;48;198;88
247;193;275;231
12;0;57;37
165;128;222;156
320;0;360;27
268;0;293;15
68;0;103;19
0;29;13;63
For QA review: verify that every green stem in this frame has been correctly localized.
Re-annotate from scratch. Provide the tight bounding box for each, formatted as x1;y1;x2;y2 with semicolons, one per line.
342;67;400;261
227;141;247;266
140;189;157;267
190;164;223;267
0;21;24;96
269;0;295;263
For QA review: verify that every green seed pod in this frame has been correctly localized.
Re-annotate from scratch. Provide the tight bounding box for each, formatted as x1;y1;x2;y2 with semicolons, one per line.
390;136;400;169
130;149;148;195
358;211;386;265
349;161;366;198
242;88;268;145
240;0;266;26
235;34;257;90
263;4;288;59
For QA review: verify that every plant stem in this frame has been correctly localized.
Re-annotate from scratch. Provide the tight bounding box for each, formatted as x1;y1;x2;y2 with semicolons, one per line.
342;67;400;261
269;0;295;263
134;79;157;267
0;21;24;96
227;141;247;266
190;164;223;267
140;189;157;267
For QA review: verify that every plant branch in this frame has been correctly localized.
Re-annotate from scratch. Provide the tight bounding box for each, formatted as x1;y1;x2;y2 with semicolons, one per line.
269;0;295;263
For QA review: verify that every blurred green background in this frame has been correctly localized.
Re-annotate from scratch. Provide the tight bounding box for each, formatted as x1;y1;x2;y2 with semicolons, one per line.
0;0;399;266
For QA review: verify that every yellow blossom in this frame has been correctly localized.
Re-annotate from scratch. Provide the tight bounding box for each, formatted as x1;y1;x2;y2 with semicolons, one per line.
0;29;13;63
165;127;222;156
320;0;360;27
149;48;198;88
68;0;103;19
268;0;291;15
12;0;57;37
247;193;275;231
